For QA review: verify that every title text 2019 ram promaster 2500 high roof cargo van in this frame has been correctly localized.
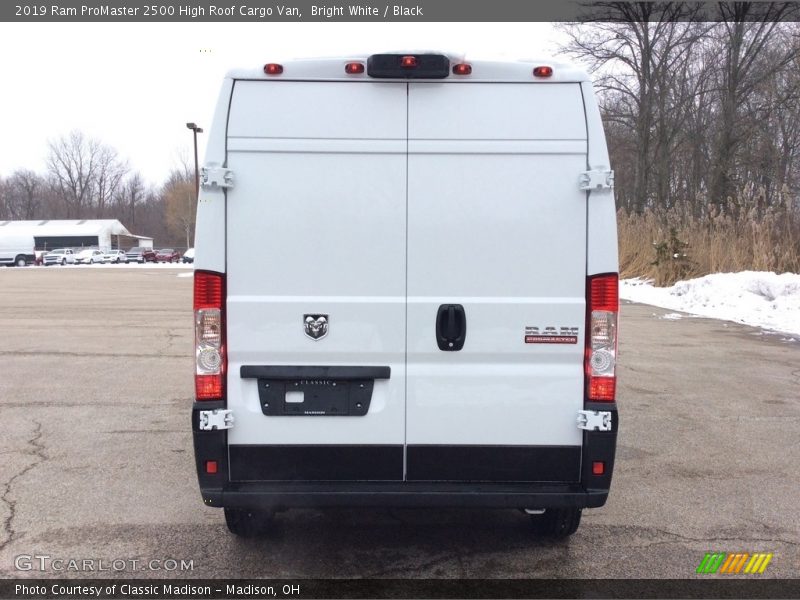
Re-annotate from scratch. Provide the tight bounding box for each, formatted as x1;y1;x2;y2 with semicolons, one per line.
192;53;619;538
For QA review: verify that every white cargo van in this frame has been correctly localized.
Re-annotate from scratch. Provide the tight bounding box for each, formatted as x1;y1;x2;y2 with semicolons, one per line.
192;53;619;538
0;233;35;266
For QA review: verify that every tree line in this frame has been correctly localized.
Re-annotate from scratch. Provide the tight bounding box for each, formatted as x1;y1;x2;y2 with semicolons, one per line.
0;131;196;249
562;3;800;215
562;3;800;281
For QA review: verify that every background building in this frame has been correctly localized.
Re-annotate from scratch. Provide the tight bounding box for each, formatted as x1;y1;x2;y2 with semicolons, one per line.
0;219;153;251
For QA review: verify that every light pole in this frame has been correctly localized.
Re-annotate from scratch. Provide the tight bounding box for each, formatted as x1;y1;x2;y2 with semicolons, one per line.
186;122;203;198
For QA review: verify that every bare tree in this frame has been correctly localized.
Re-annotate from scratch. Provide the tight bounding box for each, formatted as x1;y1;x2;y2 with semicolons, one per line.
560;3;710;212
162;169;196;250
46;131;99;218
115;173;147;227
0;175;7;219
708;4;800;206
46;130;128;218
3;170;46;220
94;146;128;218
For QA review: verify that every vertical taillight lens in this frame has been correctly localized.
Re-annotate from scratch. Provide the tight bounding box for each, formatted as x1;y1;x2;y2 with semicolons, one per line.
194;271;225;401
586;273;618;402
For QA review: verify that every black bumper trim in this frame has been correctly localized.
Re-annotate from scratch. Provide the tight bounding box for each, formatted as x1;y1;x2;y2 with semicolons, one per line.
229;444;404;481
407;445;580;482
205;482;608;509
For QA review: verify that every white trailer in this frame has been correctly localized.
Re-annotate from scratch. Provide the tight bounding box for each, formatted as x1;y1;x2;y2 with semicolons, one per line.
191;54;620;538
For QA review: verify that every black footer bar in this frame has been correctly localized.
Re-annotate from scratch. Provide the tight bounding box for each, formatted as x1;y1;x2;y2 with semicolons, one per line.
3;579;799;599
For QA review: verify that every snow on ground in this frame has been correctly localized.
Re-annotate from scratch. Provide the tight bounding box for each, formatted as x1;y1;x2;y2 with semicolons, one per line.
5;262;190;269
621;271;800;338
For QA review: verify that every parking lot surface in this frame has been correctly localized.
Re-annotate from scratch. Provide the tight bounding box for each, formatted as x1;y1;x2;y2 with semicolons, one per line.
0;268;798;579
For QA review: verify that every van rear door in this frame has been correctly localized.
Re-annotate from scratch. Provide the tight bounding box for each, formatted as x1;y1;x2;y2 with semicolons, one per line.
405;82;588;481
224;81;408;481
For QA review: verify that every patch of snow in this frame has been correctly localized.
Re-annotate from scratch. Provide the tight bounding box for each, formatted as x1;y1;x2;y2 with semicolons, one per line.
2;263;191;270
621;271;800;337
177;272;193;278
659;312;683;320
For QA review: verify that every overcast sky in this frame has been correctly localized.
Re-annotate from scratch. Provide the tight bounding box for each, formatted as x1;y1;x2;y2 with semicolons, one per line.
0;22;564;187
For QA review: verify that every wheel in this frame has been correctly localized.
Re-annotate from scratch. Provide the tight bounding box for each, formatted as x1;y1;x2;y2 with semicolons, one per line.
61;258;66;266
224;508;274;538
529;508;582;538
15;256;27;267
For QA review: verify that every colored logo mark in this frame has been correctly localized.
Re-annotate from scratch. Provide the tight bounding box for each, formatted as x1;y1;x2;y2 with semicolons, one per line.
696;552;773;574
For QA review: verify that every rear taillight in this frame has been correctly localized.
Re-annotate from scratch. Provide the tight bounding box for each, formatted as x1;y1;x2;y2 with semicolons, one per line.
194;271;225;401
585;273;618;402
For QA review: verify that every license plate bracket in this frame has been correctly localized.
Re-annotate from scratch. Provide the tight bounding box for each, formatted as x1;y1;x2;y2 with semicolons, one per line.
257;379;374;416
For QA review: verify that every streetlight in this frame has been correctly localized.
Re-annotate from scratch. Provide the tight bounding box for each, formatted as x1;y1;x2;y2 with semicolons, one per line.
186;122;204;198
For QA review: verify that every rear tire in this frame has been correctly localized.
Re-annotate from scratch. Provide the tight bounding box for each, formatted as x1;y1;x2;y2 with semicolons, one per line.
15;256;27;267
224;508;274;538
529;508;582;538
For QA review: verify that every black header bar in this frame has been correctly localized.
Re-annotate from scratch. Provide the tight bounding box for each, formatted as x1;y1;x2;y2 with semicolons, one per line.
4;1;800;22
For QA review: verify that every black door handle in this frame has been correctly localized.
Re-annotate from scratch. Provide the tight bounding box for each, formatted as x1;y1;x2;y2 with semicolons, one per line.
436;304;466;351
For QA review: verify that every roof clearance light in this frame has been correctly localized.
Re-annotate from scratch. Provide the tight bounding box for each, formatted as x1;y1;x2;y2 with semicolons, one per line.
345;62;365;74
264;63;284;75
401;55;418;68
533;66;553;78
452;63;472;75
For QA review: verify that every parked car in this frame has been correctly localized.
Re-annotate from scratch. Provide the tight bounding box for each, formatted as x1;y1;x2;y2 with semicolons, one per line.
43;248;76;266
103;249;128;264
182;248;195;264
155;248;181;263
125;247;156;264
74;249;105;264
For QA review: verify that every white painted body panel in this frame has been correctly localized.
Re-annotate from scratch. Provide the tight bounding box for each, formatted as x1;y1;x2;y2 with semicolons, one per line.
406;82;587;446
224;81;407;446
581;81;620;276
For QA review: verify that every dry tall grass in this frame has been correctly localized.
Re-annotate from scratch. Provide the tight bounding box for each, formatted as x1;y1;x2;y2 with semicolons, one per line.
617;189;800;286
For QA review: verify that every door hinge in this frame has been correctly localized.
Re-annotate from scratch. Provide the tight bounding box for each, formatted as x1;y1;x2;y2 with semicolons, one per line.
201;165;234;189
579;169;614;191
577;410;612;432
198;409;234;430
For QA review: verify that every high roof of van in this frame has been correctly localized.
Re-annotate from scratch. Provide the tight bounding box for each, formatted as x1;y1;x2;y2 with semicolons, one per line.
225;54;591;83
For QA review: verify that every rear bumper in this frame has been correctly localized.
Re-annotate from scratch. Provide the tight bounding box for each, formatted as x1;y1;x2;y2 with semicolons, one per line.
193;402;618;511
201;481;608;510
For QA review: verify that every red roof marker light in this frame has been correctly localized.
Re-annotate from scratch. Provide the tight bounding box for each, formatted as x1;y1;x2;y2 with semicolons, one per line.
452;63;472;75
264;63;283;75
345;62;365;74
400;55;418;68
533;66;553;78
